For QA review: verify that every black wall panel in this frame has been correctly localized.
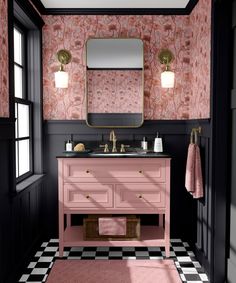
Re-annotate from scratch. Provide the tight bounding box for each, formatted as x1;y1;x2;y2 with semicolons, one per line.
0;120;45;283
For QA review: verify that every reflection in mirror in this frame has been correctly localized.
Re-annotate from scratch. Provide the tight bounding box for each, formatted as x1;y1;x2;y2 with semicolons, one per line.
86;38;144;128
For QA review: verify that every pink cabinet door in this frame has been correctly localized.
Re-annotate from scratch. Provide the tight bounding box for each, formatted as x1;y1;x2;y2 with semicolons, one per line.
64;183;113;208
115;183;165;209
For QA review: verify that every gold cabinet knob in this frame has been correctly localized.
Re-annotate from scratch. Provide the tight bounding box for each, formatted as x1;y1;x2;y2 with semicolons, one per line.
86;170;90;173
86;195;90;199
138;195;142;198
139;170;143;174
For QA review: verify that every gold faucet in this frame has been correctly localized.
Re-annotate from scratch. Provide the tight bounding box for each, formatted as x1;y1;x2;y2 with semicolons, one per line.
109;130;117;152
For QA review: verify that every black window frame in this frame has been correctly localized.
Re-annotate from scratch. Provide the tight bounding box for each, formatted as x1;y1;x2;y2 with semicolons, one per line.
13;21;34;183
8;0;45;193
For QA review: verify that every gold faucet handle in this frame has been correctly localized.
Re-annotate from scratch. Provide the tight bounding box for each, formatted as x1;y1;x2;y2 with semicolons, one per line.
120;144;130;153
99;144;109;152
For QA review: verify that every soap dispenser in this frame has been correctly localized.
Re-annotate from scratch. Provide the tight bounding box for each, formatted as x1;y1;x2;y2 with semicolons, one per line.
154;132;163;153
141;137;148;150
65;135;73;151
65;139;73;151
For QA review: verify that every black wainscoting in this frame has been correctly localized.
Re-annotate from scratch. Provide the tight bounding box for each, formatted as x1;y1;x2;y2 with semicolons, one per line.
227;0;236;281
43;119;211;251
0;120;45;283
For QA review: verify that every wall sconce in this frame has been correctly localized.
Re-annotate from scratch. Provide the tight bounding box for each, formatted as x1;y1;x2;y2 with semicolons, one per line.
158;49;175;88
54;49;72;88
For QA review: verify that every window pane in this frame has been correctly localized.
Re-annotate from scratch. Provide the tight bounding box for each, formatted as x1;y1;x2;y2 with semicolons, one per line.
18;103;29;138
14;65;23;98
15;103;18;138
16;142;19;178
19;139;30;176
14;28;22;65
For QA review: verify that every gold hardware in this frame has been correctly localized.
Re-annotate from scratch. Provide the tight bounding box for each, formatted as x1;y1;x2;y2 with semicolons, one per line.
190;127;202;144
99;144;109;152
86;170;90;173
86;195;90;199
120;144;125;153
56;49;72;65
138;195;142;198
109;130;117;152
120;144;130;153
139;170;143;174
158;49;174;67
191;126;201;135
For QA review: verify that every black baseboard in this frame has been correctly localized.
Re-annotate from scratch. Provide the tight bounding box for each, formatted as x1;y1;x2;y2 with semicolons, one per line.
194;244;211;277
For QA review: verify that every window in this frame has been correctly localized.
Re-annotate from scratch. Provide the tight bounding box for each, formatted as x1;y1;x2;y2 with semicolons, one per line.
14;24;33;181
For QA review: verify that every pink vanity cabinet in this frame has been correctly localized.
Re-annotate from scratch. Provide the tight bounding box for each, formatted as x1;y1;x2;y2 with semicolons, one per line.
57;157;171;257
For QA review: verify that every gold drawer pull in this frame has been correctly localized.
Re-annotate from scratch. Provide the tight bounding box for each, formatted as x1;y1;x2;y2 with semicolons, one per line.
139;170;143;174
86;195;90;199
138;195;143;199
86;170;90;173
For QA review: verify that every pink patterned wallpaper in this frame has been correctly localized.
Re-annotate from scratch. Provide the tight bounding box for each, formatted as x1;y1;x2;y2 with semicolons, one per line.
0;0;9;118
189;0;211;118
42;0;211;120
87;70;142;113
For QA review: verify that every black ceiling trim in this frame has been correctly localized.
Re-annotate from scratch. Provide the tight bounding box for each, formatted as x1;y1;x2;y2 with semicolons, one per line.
14;0;44;28
185;0;199;14
29;0;46;15
38;0;199;15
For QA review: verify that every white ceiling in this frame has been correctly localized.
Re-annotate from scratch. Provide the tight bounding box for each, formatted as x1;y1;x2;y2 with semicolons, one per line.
40;0;190;9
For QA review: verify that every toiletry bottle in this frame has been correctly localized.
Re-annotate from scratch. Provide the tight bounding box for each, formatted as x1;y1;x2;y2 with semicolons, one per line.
154;132;163;153
141;137;148;150
65;140;73;151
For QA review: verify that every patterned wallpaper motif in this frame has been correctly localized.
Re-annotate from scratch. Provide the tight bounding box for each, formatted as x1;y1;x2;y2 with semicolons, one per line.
189;0;211;119
87;70;143;113
0;0;9;117
42;0;211;120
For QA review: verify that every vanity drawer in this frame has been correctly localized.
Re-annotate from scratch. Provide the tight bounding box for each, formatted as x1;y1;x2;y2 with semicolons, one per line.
63;159;166;182
64;183;113;208
115;183;165;208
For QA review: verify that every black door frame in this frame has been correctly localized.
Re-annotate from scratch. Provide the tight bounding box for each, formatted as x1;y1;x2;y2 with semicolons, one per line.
211;0;231;282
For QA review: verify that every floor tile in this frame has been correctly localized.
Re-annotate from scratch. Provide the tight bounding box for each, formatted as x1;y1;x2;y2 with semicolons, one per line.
17;239;209;283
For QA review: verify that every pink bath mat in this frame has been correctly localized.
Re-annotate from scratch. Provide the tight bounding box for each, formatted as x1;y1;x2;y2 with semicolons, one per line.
46;259;182;283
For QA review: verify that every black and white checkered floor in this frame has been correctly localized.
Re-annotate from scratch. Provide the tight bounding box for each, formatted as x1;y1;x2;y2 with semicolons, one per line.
18;239;209;283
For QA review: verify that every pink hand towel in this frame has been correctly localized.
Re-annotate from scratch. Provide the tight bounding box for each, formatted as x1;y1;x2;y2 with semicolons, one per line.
192;145;204;198
185;143;196;192
98;217;127;236
185;143;204;199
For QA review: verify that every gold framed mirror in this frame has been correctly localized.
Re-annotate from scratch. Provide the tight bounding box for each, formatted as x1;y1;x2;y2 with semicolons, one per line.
86;38;144;128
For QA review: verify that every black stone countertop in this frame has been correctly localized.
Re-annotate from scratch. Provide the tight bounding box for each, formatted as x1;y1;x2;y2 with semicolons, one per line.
57;151;171;158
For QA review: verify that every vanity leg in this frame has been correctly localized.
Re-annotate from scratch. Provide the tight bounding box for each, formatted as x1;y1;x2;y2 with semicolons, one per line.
58;160;64;258
59;211;64;257
165;211;170;257
165;159;171;258
67;214;71;228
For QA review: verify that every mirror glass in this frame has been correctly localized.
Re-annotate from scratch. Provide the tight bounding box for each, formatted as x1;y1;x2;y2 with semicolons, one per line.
86;38;144;128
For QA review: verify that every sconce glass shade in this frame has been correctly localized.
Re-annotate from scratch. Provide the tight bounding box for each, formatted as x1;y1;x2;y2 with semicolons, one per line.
161;70;175;88
54;70;69;88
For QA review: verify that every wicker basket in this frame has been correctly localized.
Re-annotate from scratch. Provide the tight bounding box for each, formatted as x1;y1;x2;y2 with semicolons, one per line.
83;215;140;241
